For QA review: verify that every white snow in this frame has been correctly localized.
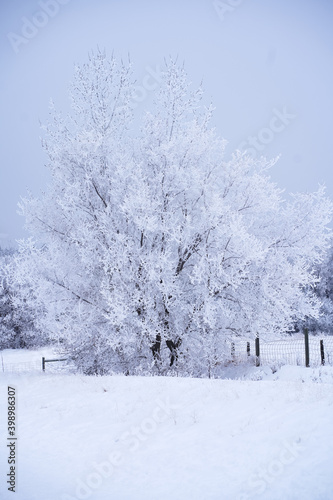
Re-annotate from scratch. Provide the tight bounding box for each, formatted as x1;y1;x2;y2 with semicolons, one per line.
1;350;333;500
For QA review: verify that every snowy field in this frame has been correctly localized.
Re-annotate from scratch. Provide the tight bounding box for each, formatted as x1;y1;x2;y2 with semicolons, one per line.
1;350;333;500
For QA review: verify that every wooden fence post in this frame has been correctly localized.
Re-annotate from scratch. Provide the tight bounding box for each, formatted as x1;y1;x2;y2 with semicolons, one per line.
247;342;250;357
304;328;310;367
255;336;260;367
320;340;325;366
41;357;67;372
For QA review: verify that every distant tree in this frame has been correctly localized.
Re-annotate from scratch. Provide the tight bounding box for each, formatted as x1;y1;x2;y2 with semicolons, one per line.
0;246;43;349
299;240;333;335
17;51;333;375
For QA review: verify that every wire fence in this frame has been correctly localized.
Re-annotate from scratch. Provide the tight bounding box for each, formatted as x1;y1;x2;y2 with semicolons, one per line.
227;334;333;367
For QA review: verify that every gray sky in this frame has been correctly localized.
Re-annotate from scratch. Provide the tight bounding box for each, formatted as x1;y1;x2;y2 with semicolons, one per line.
1;0;333;247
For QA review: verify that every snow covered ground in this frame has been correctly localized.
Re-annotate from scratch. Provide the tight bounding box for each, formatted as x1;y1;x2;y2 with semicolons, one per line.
1;350;333;500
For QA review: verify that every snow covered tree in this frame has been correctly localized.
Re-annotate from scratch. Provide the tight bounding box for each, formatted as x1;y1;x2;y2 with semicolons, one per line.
18;51;332;376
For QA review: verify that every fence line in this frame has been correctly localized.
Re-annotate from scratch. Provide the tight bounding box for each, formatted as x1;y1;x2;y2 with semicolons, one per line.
2;334;333;373
228;332;333;367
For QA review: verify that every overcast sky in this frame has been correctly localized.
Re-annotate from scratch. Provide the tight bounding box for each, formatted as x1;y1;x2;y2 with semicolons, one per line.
1;0;333;247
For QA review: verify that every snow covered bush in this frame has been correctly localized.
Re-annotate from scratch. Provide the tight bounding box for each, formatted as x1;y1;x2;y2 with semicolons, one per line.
17;51;332;375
